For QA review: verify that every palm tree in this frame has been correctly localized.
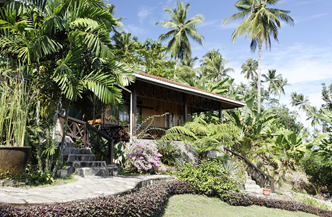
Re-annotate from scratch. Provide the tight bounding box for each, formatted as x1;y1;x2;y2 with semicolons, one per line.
262;69;281;101
223;0;294;113
0;0;135;176
306;106;321;131
277;77;290;101
200;49;234;82
112;31;138;53
180;56;198;68
241;58;258;94
290;92;309;122
156;1;204;69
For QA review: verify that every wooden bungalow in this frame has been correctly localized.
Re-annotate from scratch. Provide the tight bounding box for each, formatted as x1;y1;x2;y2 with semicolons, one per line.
101;72;246;140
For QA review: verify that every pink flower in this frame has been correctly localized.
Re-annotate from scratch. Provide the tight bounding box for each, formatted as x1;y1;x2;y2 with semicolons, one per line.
140;157;144;160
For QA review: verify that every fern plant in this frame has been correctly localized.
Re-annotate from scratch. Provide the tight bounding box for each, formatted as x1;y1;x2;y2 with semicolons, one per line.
162;117;241;159
156;141;181;166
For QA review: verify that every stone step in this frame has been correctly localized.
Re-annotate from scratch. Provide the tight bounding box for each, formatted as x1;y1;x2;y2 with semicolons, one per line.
246;180;256;185
65;142;77;148
63;148;92;155
75;165;118;177
65;154;96;162
72;161;106;168
75;167;107;177
245;183;261;189
245;188;263;194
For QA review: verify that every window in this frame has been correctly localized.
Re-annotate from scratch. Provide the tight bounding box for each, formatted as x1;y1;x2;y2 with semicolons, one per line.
119;105;130;123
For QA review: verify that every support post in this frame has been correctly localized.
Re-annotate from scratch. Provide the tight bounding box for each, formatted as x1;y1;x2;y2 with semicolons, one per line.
183;93;187;123
132;82;137;136
271;178;275;193
219;103;223;124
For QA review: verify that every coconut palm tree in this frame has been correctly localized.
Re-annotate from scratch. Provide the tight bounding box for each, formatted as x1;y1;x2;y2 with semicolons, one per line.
262;69;281;101
112;31;138;54
241;58;258;94
223;0;294;113
277;77;290;101
156;1;204;69
306;106;321;131
290;92;309;122
180;56;198;68
200;49;234;82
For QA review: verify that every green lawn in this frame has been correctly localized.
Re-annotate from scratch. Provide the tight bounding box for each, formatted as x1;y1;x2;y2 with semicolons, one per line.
160;195;318;217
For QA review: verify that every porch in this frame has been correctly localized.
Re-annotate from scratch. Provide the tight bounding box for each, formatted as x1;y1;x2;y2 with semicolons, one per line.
101;72;246;140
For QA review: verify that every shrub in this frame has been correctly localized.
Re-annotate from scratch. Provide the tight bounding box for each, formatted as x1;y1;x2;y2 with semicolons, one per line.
125;139;165;173
176;158;240;195
20;171;54;186
293;194;332;211
0;181;194;217
220;191;332;217
0;181;332;217
156;141;180;166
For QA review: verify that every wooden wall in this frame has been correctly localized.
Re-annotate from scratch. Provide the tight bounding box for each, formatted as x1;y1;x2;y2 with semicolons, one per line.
101;96;191;128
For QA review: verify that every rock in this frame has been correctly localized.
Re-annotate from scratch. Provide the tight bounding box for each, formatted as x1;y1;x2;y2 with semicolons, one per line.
3;180;17;187
57;169;68;178
66;166;75;176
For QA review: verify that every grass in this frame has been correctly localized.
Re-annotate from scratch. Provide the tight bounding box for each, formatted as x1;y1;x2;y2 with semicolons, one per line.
293;194;332;211
160;194;318;217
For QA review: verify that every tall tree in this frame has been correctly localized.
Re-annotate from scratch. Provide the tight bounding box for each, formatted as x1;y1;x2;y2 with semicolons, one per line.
156;1;204;69
306;106;321;131
277;77;290;101
241;58;258;94
290;92;309;122
200;49;234;82
223;0;294;113
262;69;281;101
112;31;138;54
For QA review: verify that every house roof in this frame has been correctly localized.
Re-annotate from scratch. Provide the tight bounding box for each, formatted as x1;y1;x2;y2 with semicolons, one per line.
135;72;246;109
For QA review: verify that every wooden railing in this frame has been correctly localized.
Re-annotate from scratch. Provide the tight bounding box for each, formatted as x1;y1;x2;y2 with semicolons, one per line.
100;124;130;141
136;125;168;139
223;147;275;193
59;115;115;164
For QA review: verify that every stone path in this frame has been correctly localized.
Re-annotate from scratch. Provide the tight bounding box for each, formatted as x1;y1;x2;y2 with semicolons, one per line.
0;175;175;206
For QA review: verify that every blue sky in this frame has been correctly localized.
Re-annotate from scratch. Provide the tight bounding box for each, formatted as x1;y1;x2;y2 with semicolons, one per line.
108;0;332;124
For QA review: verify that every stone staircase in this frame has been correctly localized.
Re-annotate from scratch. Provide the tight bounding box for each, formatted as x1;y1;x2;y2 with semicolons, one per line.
61;139;118;178
244;172;278;199
244;173;263;194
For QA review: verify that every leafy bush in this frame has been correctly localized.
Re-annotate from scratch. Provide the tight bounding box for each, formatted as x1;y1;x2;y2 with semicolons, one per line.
0;181;331;217
20;171;54;185
220;192;332;217
176;158;240;195
0;181;193;217
156;141;180;166
125;139;165;173
293;194;332;211
218;155;247;185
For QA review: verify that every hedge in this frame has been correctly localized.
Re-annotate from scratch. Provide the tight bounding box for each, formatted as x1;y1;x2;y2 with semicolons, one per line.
0;181;331;217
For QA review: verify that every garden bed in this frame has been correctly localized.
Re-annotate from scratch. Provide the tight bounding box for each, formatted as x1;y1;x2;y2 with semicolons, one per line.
1;181;331;217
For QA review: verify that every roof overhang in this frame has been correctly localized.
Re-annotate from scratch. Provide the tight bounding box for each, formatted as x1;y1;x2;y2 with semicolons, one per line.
135;73;246;109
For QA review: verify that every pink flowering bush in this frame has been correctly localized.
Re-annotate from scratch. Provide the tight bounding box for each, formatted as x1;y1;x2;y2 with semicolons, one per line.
126;139;166;173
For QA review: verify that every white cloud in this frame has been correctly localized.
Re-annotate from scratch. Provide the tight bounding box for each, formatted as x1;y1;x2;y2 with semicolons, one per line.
138;6;154;23
259;43;332;85
124;25;146;36
198;19;220;28
297;13;329;23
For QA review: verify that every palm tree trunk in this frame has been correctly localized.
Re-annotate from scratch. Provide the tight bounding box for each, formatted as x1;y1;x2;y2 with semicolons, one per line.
246;80;250;96
175;53;178;78
257;41;262;113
